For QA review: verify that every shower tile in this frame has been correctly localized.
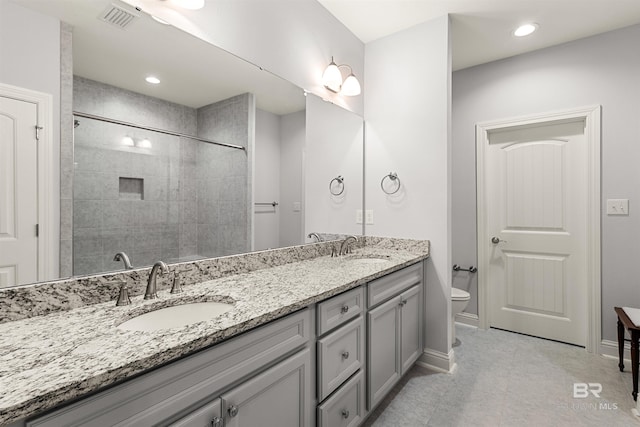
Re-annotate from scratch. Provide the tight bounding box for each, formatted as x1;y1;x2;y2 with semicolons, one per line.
74;146;106;173
73;255;104;276
74;172;105;200
103;200;134;228
73;200;103;229
60;198;73;241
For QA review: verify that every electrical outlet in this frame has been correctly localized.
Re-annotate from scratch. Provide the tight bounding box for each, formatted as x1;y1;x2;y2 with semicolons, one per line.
356;210;363;224
365;210;374;225
606;199;629;215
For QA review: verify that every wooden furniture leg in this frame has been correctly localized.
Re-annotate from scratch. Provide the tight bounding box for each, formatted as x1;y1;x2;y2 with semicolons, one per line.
619;318;625;372
632;330;639;401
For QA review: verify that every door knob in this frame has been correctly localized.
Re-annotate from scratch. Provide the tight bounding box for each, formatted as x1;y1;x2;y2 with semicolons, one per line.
491;237;507;244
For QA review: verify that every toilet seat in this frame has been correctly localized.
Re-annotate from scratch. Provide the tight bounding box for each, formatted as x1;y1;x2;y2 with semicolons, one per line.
451;287;470;301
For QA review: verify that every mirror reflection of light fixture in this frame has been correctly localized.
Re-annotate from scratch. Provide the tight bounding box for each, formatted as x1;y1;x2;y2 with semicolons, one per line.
121;136;135;146
137;138;152;148
322;56;361;96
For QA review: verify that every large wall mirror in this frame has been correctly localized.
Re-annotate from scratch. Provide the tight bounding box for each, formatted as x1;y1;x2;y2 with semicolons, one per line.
5;0;363;287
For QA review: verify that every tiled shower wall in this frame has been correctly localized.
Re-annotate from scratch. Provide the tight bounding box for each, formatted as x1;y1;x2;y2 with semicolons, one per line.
71;77;252;275
197;94;253;256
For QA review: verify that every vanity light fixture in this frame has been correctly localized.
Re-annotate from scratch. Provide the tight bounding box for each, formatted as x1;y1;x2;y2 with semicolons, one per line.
145;75;161;84
513;23;538;37
322;57;361;96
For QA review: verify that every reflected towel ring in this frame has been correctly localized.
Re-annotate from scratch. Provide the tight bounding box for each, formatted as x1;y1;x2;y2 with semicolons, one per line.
329;175;345;196
381;172;401;195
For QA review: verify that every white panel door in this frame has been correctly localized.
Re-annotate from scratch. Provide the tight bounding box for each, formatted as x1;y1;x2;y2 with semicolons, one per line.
485;119;588;346
0;96;38;287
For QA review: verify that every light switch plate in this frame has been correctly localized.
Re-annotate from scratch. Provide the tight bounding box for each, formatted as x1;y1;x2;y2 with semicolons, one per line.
356;210;363;224
606;199;629;215
292;202;301;212
365;210;374;225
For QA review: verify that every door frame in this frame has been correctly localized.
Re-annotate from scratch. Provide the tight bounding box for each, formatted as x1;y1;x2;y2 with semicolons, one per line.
0;82;55;282
476;105;601;353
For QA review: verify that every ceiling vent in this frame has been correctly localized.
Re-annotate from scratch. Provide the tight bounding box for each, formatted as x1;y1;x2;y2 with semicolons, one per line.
98;3;139;30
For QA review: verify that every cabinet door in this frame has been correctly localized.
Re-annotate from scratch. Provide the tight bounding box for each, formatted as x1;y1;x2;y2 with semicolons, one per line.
221;349;311;427
367;295;401;410
400;284;422;373
169;398;222;427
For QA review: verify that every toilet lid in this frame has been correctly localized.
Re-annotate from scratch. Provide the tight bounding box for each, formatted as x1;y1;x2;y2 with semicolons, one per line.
451;287;471;300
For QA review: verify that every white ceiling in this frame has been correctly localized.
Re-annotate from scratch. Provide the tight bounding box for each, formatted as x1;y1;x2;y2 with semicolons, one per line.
10;0;305;114
11;0;640;109
317;0;640;70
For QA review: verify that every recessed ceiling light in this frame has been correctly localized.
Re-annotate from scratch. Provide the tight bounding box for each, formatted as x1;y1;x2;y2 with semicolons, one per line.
174;0;205;10
145;76;161;84
513;23;538;37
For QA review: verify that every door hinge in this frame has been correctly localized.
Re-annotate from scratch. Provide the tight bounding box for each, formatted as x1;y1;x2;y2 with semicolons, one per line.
35;125;43;141
35;224;39;237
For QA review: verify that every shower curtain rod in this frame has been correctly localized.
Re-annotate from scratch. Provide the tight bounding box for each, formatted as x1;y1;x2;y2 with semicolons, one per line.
73;111;246;151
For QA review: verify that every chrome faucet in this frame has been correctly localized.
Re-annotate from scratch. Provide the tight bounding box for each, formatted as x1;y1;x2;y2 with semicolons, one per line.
307;232;322;243
144;261;169;300
339;235;358;256
113;252;133;269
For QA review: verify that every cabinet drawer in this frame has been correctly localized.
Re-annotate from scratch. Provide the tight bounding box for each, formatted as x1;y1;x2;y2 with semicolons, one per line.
317;317;364;401
317;286;364;335
317;370;365;427
169;398;222;427
368;262;422;308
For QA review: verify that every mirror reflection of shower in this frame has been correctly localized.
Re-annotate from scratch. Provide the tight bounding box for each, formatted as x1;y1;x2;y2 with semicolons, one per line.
71;105;250;277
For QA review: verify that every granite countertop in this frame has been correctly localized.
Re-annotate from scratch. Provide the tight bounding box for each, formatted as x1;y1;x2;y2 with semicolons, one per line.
0;240;429;425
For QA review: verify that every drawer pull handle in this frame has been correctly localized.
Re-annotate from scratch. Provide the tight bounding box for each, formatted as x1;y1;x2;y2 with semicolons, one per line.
228;405;239;417
342;351;350;359
341;305;349;313
342;409;350;418
399;299;407;306
211;416;223;427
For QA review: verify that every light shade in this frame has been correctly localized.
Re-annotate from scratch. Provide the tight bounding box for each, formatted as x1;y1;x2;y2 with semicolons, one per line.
145;76;160;84
322;58;343;93
341;73;361;96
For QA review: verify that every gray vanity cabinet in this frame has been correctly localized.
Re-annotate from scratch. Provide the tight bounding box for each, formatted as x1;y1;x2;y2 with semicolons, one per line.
170;348;311;427
25;309;312;427
367;263;423;411
220;348;311;427
169;398;222;427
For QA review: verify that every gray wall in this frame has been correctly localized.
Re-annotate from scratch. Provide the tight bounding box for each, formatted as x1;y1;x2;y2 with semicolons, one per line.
364;16;452;361
452;23;640;343
279;110;305;247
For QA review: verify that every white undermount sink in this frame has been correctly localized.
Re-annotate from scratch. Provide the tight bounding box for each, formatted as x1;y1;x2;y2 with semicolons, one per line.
117;301;234;332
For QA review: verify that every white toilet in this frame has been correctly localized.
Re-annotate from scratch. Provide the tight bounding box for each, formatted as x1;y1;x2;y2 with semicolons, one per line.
451;287;471;343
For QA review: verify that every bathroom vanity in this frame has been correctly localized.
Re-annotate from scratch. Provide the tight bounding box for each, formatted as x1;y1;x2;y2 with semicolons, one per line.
0;237;429;426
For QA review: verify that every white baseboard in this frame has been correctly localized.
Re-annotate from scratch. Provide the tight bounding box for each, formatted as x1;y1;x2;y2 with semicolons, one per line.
600;339;630;365
455;312;479;328
417;348;455;373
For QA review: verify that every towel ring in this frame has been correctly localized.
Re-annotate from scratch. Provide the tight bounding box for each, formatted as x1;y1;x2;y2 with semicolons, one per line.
381;172;401;195
329;175;345;196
